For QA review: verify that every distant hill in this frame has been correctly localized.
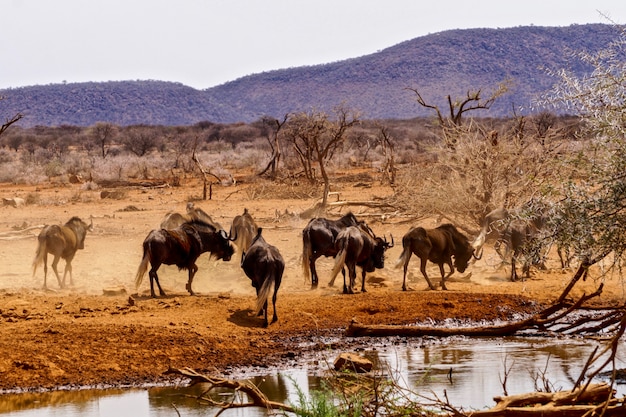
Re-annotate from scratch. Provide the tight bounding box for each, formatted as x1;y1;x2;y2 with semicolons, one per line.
0;24;620;127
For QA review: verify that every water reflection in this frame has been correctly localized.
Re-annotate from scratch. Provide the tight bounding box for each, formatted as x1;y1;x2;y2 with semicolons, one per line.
1;337;623;416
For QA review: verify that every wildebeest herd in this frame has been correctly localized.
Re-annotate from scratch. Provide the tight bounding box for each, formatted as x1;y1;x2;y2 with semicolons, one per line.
31;207;557;327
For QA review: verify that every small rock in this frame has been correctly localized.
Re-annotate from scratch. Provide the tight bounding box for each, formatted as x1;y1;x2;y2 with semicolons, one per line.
102;286;127;296
333;352;373;373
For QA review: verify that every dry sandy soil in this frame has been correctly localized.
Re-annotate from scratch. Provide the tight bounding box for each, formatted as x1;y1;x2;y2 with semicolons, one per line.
0;177;624;393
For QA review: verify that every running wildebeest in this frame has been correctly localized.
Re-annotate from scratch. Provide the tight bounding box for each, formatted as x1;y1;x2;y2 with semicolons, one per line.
328;224;393;294
230;208;258;261
134;219;235;297
395;223;481;291
241;227;284;327
302;212;361;288
32;216;93;289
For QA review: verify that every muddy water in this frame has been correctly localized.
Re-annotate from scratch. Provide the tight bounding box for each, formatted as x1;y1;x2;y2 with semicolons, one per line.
1;337;623;416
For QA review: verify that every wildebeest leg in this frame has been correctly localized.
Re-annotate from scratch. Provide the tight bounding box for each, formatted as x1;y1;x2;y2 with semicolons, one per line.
186;264;198;295
262;299;269;327
440;262;455;291
51;255;65;289
310;256;320;288
419;257;437;290
401;253;412;291
148;265;166;297
42;253;49;290
271;287;278;324
343;265;356;294
360;268;367;293
63;254;75;287
510;255;519;282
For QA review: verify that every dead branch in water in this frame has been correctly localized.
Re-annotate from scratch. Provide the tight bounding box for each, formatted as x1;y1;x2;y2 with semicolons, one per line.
164;367;295;415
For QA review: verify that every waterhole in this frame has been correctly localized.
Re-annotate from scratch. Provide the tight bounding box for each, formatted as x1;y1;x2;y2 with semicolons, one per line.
1;336;623;416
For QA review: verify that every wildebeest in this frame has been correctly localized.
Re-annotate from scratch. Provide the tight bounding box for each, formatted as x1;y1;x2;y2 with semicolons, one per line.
160;202;223;230
471;207;510;262
302;212;361;288
505;218;550;281
230;208;257;261
472;207;550;281
240;227;284;327
32;216;93;289
134;219;235;297
395;224;480;291
328;224;393;294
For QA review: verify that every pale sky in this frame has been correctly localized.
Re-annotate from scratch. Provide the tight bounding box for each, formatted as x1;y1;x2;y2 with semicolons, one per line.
1;0;624;90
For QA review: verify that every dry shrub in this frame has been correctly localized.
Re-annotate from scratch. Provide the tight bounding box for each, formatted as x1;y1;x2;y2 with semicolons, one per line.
390;122;569;230
243;179;320;200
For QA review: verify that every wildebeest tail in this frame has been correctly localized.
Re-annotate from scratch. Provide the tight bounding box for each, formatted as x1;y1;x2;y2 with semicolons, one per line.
302;229;312;283
134;247;150;289
328;243;347;287
393;245;411;270
255;272;275;316
32;234;47;276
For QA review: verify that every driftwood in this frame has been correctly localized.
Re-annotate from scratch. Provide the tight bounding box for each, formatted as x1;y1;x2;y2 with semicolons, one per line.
164;367;295;415
0;225;45;240
468;383;626;417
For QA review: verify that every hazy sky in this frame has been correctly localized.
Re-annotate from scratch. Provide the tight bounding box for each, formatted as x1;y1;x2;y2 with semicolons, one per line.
1;0;624;90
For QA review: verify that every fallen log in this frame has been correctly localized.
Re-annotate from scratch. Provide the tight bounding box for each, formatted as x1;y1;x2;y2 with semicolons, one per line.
347;286;611;338
467;383;626;417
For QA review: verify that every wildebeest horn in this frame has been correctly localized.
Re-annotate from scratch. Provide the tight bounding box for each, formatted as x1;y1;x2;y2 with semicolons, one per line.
385;234;394;248
228;228;238;241
472;233;485;260
219;229;229;240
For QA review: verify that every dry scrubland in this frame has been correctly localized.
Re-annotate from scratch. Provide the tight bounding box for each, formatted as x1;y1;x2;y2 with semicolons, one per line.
0;169;624;393
0;113;624;402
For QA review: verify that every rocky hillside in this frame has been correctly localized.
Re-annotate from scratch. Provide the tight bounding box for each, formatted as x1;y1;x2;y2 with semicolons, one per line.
0;24;620;127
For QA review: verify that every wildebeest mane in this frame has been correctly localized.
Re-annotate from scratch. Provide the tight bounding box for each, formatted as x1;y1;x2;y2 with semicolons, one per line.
336;212;358;227
184;218;218;232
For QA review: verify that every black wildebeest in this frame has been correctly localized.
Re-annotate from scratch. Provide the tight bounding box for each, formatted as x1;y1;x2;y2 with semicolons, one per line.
32;216;93;289
302;212;361;288
134;219;235;297
241;227;284;327
230;208;258;261
328;224;393;294
395;224;480;291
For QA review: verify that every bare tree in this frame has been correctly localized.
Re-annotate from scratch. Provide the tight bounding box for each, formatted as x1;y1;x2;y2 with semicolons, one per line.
89;122;117;159
282;106;360;208
407;82;509;149
0;96;22;138
257;114;288;178
375;124;396;185
122;125;159;156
